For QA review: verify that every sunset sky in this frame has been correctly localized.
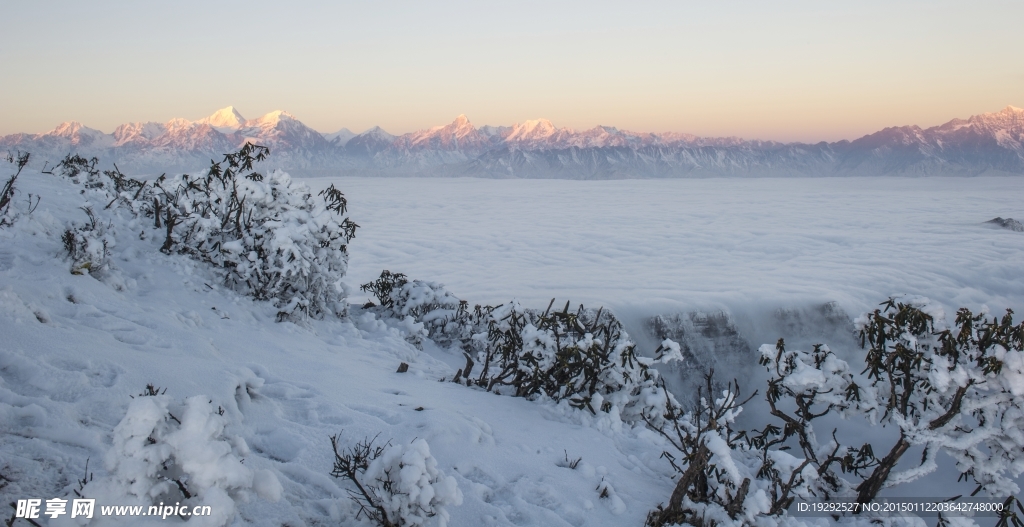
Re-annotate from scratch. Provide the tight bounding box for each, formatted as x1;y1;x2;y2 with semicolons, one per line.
2;0;1021;142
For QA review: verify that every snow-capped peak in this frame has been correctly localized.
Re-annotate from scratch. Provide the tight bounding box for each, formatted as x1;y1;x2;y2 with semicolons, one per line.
505;118;558;142
430;114;476;136
958;105;1024;137
42;121;113;147
325;127;356;146
395;115;488;150
47;121;93;138
445;114;477;136
112;121;167;146
201;106;246;130
247;110;297;127
359;126;395;140
164;117;196;132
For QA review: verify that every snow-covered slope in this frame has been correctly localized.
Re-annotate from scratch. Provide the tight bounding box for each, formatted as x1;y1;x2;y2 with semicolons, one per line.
0;164;687;527
2;106;1023;177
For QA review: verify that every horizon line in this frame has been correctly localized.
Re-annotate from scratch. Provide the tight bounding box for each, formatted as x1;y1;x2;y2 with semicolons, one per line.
7;104;1023;146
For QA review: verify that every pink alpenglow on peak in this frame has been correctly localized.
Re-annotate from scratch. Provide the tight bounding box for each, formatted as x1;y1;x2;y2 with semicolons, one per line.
397;114;490;151
112;122;167;147
46;121;85;137
44;121;113;147
199;106;247;132
439;114;479;139
247;110;298;127
47;121;102;139
505;119;559;142
504;118;583;148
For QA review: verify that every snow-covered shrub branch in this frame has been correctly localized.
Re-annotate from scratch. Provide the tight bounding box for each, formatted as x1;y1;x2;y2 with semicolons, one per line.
329;433;462;527
644;296;1024;526
644;373;766;527
755;340;875;508
51;145;358;320
852;298;1024;500
361;271;684;426
1;151;31;228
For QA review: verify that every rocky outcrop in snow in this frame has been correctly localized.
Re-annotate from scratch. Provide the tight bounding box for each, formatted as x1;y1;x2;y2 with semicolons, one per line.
986;217;1024;232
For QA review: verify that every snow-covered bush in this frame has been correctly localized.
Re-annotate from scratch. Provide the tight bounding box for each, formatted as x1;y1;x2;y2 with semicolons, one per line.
361;270;467;346
49;155;120;277
53;153;101;183
851;297;1024;499
137;144;357;319
467;300;682;424
62;206;115;276
83;392;279;526
54;145;358;320
644;296;1024;526
330;434;462;527
362;271;684;426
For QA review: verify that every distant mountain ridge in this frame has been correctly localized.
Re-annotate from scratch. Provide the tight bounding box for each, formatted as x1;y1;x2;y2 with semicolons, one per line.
3;106;1023;177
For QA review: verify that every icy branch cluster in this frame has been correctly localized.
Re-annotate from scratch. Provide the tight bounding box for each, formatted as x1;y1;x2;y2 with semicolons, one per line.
0;151;30;228
645;296;1024;526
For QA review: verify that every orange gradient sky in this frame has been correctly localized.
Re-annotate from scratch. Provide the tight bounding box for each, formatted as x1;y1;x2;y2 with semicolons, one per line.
1;0;1021;142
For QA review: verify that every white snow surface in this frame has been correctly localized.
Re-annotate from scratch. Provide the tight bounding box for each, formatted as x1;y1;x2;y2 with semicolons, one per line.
1;168;1022;526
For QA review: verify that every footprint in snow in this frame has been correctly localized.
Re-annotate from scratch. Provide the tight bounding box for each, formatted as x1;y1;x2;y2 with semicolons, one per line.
67;302;169;350
345;403;402;425
47;357;122;388
381;388;409;396
250;428;309;463
0;249;14;269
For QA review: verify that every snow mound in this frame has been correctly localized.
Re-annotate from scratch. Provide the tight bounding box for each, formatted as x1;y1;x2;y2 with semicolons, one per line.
84;394;263;527
367;438;463;527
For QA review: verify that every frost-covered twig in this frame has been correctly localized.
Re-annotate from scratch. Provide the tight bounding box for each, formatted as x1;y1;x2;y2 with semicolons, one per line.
1;151;30;228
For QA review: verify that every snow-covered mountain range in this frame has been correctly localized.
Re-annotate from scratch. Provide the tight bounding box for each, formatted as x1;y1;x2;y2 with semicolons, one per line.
3;106;1023;177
